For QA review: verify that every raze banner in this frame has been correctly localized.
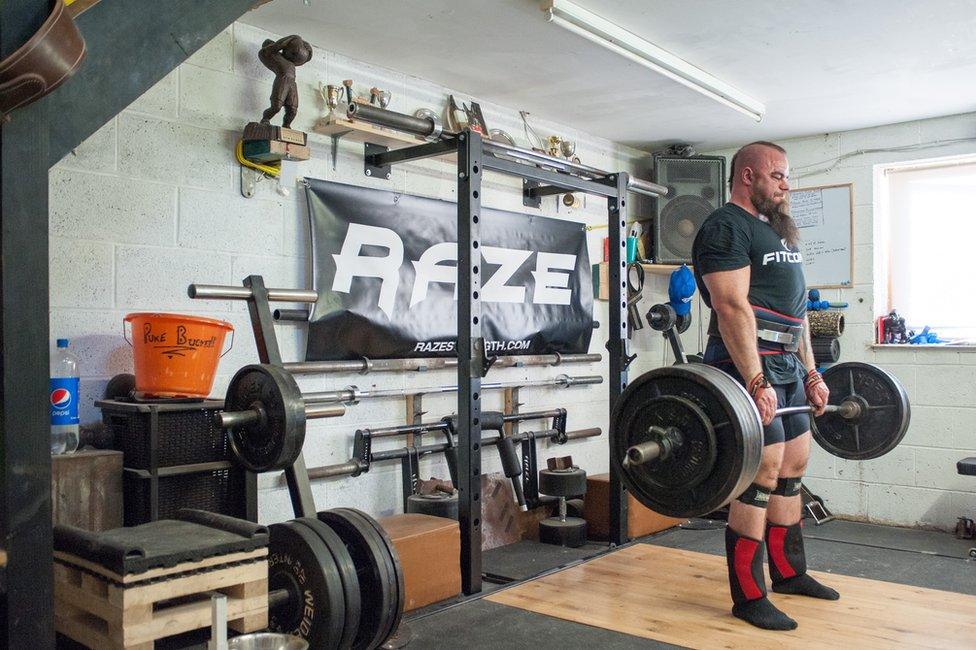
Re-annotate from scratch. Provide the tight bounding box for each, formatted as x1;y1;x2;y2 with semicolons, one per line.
304;179;593;360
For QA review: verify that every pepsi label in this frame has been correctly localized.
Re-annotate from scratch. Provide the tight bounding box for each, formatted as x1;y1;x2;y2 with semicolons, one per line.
50;377;80;425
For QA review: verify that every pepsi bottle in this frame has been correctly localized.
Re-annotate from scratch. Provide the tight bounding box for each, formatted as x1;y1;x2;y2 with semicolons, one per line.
50;338;80;454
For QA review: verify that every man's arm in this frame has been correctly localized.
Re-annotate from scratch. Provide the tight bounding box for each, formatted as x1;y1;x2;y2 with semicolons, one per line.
798;315;829;415
702;267;762;382
797;316;816;373
702;267;778;425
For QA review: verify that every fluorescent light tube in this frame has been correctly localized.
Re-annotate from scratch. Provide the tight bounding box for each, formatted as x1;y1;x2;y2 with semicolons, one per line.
544;0;765;122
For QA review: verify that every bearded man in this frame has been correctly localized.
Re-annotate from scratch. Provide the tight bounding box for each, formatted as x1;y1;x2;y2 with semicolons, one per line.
691;141;838;630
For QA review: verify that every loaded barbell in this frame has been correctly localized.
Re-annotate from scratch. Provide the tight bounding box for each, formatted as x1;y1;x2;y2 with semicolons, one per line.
611;361;911;518
218;363;602;472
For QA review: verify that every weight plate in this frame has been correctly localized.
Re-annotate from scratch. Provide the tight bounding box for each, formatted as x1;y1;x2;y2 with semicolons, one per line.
538;468;587;497
104;373;136;400
268;521;346;650
225;364;305;472
538;517;588;548
293;517;362;650
318;509;398;650
406;493;459;520
813;362;910;460
610;363;763;518
625;395;717;492
334;508;405;645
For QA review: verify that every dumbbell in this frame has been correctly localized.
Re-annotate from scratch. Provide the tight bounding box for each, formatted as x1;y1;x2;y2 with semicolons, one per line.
537;463;588;548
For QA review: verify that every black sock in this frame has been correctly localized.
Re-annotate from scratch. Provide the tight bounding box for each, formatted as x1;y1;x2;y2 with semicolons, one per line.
767;521;841;601
725;526;797;631
732;597;798;630
772;573;840;600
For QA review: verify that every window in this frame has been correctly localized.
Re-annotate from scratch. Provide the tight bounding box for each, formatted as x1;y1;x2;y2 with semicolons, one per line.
878;157;976;342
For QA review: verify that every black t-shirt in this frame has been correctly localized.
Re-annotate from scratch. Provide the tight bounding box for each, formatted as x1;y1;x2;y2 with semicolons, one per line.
692;203;807;384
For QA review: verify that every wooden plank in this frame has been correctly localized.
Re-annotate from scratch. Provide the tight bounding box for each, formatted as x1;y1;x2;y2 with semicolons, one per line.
123;561;266;606
54;547;266;584
487;544;976;649
124;595;267;647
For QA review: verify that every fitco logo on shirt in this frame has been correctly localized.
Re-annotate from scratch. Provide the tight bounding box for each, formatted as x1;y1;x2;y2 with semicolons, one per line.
762;239;803;266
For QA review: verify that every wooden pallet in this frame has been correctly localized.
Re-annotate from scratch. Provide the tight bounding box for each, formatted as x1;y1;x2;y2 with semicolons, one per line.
54;548;268;649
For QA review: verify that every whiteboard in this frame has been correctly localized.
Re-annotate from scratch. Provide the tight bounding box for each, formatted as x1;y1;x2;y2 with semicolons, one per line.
792;183;854;288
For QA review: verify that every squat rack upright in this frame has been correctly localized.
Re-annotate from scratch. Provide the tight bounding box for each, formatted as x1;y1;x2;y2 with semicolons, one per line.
346;103;668;594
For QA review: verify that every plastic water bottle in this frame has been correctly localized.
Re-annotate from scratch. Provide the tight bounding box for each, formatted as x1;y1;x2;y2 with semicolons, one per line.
50;338;80;455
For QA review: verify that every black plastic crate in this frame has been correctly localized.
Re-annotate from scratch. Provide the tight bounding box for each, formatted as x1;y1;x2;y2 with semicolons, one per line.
96;399;227;468
123;465;248;526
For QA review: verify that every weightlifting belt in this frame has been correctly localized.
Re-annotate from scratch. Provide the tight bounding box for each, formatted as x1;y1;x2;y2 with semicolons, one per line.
0;0;86;121
707;306;804;353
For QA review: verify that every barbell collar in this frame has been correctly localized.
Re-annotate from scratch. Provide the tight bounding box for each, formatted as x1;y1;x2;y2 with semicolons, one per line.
624;426;682;467
625;440;662;466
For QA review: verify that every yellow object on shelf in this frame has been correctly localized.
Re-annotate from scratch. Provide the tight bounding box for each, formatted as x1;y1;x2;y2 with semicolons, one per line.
236;140;281;178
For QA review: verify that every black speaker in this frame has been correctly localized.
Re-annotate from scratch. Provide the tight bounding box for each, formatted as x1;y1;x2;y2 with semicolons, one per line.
651;155;726;264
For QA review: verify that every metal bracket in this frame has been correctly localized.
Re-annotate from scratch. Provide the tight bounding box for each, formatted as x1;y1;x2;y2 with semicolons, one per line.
801;485;834;524
482;354;498;376
352;430;372;476
523;178;542;208
364;142;392;179
240;165;262;198
552;409;568;444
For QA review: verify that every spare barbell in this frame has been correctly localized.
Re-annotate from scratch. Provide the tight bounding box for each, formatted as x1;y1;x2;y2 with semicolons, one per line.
610;361;910;518
218;363;603;473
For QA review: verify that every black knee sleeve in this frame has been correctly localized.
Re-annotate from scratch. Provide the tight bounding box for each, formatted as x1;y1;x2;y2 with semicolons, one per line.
772;476;803;497
736;482;771;508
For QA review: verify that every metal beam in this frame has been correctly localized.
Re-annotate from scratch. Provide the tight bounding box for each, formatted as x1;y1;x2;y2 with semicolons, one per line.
482;155;619;198
457;131;484;594
0;2;255;645
367;138;458;167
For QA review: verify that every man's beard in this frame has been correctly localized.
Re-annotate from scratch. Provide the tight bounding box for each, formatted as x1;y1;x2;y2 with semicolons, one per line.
751;191;799;249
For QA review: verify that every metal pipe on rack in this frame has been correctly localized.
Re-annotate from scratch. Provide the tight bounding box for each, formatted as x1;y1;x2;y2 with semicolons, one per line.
346;103;668;197
305;427;602;481
303;374;603;404
284;352;602;375
188;284;317;303
360;408;560;440
273;309;310;322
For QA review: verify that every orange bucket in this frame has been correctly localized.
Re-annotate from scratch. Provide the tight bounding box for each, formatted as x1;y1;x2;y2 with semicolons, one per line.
124;313;234;398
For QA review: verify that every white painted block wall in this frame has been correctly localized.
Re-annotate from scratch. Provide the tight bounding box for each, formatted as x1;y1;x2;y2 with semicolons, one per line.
707;112;976;529
49;23;702;524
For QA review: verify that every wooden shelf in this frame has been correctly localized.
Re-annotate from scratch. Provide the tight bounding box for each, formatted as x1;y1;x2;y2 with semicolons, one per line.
641;263;692;275
313;115;427;147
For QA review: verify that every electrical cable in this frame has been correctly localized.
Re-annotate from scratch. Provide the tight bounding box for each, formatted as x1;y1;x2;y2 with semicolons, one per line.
791;136;976;179
236;139;281;177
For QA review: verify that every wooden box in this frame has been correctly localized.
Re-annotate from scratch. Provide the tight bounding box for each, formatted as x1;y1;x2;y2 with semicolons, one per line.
584;472;684;540
379;513;461;612
52;449;123;531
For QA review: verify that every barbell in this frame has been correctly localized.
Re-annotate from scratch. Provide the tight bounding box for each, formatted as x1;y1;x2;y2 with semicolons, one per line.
219;363;602;472
611;361;910;518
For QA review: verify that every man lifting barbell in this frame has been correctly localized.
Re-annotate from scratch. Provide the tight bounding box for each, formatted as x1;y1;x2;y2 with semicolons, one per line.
692;141;837;630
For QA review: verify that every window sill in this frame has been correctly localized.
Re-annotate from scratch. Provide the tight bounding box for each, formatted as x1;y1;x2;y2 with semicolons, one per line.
870;344;976;351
